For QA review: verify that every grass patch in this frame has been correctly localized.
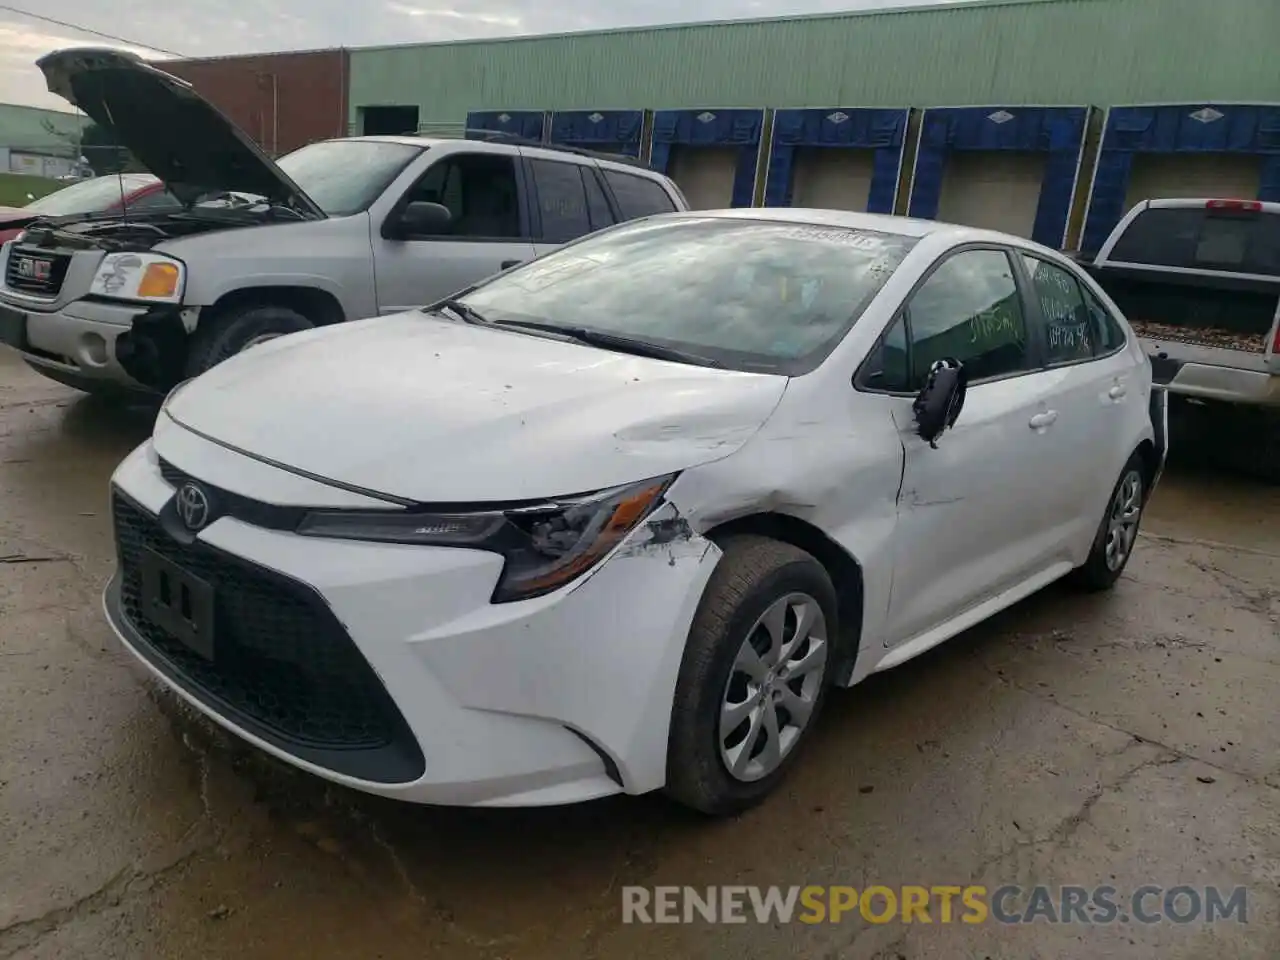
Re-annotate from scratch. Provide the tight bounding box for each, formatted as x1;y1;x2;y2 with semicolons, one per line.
0;172;63;207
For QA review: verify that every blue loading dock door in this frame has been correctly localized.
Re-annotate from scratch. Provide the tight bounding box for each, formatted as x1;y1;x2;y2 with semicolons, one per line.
908;106;1089;248
763;108;908;213
465;111;547;142
1082;103;1280;253
549;111;644;158
650;109;765;209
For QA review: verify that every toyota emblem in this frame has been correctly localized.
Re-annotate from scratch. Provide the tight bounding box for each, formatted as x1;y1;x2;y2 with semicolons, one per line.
175;482;212;531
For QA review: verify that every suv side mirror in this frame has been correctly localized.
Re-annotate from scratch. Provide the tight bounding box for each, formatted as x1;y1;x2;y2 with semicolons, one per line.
397;201;452;236
912;358;967;448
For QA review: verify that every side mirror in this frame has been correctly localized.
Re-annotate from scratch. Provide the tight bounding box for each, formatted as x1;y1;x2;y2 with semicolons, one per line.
398;201;452;236
912;358;967;448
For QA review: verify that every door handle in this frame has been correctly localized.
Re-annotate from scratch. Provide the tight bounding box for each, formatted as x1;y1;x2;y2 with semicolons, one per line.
1029;411;1058;430
1108;384;1128;400
500;259;524;270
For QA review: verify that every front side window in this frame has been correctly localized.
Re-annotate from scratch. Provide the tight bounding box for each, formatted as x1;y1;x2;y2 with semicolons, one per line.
905;249;1031;387
457;217;918;374
403;154;522;239
1022;255;1094;364
275;140;423;216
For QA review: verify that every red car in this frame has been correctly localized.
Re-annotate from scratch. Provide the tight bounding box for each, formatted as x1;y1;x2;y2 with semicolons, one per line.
0;173;177;243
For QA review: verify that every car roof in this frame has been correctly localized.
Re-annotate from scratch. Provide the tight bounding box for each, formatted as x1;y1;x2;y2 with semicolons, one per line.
680;207;1060;249
321;135;668;178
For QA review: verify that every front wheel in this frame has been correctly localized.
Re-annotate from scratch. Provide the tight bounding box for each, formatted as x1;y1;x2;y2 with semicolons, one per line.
1071;452;1147;592
664;536;837;816
184;305;314;378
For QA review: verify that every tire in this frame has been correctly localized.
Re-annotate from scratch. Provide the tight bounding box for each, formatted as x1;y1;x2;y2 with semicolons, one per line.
665;535;838;816
1070;452;1147;592
184;305;313;378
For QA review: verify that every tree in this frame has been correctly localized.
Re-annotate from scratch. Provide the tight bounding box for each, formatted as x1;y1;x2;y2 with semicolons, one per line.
78;121;144;175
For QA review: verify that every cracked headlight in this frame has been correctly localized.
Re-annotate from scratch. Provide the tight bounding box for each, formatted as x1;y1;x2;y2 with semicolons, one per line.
296;474;675;602
90;252;185;304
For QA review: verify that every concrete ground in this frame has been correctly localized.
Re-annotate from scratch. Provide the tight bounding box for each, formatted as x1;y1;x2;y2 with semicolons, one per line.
1;347;1277;960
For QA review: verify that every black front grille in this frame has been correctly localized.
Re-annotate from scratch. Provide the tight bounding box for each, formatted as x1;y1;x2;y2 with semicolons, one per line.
4;246;70;297
112;491;424;782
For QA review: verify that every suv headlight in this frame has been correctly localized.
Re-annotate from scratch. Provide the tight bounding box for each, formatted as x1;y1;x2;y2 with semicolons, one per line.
296;475;675;603
90;252;185;304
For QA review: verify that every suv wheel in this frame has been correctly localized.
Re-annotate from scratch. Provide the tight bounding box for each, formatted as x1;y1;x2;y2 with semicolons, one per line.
185;305;313;377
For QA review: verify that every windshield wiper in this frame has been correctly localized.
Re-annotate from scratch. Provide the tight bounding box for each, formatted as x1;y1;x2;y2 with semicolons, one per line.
491;319;722;368
430;299;490;325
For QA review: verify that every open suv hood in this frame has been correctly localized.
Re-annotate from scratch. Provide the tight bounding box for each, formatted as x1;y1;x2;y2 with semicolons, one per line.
37;48;324;218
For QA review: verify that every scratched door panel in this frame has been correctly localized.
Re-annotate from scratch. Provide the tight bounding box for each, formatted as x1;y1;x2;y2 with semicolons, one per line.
883;370;1065;648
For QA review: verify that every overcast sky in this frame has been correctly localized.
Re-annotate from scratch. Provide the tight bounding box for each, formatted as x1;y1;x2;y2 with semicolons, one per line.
0;0;963;111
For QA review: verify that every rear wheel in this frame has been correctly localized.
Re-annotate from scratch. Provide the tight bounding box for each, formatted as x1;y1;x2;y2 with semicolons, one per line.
184;305;313;378
1071;452;1147;592
665;536;836;816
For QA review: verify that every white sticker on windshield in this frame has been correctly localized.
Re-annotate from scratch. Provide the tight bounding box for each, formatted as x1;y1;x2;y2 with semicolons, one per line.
767;225;896;250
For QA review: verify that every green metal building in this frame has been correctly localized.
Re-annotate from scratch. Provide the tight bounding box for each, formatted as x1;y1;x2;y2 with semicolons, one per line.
0;103;88;177
348;0;1280;250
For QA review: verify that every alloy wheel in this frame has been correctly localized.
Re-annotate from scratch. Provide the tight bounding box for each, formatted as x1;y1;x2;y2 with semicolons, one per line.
719;592;828;782
1104;469;1143;571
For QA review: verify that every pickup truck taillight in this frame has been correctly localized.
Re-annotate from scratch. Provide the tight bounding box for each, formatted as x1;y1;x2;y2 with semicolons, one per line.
1272;324;1280;355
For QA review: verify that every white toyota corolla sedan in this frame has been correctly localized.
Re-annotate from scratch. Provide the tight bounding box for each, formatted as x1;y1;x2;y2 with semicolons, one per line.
104;208;1167;816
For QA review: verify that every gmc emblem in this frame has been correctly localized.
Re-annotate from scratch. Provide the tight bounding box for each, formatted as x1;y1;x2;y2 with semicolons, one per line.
16;257;51;281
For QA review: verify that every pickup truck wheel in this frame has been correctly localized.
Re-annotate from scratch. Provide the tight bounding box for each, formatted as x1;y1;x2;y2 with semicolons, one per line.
664;536;837;816
184;305;313;378
1071;452;1147;592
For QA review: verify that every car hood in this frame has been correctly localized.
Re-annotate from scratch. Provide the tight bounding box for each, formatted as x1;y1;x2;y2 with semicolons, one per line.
37;48;323;217
0;207;39;230
164;313;788;503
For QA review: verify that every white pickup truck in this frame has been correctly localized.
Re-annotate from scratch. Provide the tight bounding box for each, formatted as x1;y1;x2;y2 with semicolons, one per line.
1073;197;1280;479
0;48;688;395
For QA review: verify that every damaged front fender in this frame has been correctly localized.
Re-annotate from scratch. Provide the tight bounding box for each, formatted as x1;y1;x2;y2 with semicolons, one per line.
113;304;194;391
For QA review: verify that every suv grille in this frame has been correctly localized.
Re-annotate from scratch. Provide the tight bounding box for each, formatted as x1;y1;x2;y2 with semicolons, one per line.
4;246;70;297
112;492;424;783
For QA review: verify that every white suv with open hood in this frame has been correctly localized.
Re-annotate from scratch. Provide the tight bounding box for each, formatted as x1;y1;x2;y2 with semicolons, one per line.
0;48;687;394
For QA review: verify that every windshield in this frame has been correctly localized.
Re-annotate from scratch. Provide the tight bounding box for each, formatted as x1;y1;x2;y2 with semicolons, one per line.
275;140;424;216
23;175;157;215
457;217;918;374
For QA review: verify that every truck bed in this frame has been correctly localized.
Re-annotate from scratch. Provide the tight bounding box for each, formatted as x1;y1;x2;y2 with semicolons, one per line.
1081;265;1278;355
1128;319;1266;353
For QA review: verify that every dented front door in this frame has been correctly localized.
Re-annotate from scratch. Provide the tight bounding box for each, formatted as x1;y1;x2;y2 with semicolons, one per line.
882;371;1066;649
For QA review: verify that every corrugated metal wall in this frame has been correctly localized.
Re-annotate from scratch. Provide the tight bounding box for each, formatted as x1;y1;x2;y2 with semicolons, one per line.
158;50;349;156
348;0;1279;127
0;103;88;157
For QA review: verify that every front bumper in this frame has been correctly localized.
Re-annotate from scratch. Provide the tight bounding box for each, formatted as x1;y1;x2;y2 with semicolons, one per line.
103;433;720;806
0;296;149;389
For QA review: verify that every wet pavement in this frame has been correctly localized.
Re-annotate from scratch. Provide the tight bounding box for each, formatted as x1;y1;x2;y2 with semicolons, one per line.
1;347;1277;960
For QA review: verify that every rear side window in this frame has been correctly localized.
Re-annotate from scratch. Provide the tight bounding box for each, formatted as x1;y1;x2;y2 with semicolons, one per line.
1108;207;1280;275
1022;256;1094;364
582;169;615;231
528;159;592;243
602;169;678;220
1081;285;1128;354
